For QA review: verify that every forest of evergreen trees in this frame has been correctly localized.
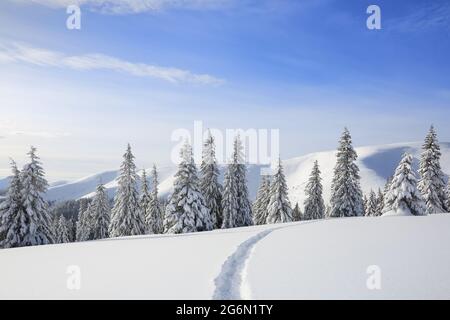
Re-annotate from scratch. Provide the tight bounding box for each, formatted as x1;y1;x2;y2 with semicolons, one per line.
0;126;449;248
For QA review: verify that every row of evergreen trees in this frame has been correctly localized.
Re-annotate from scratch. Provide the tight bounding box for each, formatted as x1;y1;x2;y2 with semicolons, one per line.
361;126;449;217
1;126;449;248
256;126;450;222
74;147;165;241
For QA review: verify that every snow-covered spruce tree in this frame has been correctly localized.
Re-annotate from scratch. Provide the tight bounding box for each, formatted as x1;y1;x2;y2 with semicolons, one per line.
383;153;426;216
376;188;384;216
146;165;163;234
237;136;254;225
19;147;54;246
364;190;378;217
303;160;325;220
0;160;24;248
109;144;146;237
200;131;223;229
252;175;271;225
329;128;364;218
76;199;91;241
221;135;253;228
363;195;369;216
164;143;213;234
266;159;293;224
56;215;71;243
90;184;111;240
292;203;302;222
51;214;59;239
445;183;450;213
64;217;75;242
235;136;253;227
139;169;151;231
221;161;238;229
383;176;393;196
418;126;447;214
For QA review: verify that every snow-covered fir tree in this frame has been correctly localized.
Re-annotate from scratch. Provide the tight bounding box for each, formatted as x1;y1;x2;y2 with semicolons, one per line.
164;143;213;234
76;198;91;241
252;175;271;225
0;160;24;248
19;147;54;246
266;159;293;224
234;136;253;226
146;165;163;234
56;215;71;243
200;131;223;229
383;176;393;196
109;144;146;237
329;128;364;218
51;215;60;241
292;203;302;221
303;160;325;220
221;135;253;228
445;183;450;213
139;169;151;231
221;161;238;228
381;176;393;213
376;189;384;216
89;184;111;240
363;195;369;216
383;153;426;216
140;169;151;212
67;217;76;242
364;190;378;217
222;135;253;228
418;126;447;214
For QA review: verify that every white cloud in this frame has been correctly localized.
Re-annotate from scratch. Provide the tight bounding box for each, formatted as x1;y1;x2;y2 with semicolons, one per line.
10;0;230;14
0;41;224;85
0;121;70;139
388;2;450;32
9;131;71;138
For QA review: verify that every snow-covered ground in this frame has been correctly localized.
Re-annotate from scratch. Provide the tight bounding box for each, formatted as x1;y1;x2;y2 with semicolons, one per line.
4;141;445;206
1;214;449;300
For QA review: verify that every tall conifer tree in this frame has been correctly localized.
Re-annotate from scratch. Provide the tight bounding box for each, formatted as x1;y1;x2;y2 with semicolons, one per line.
329;129;364;217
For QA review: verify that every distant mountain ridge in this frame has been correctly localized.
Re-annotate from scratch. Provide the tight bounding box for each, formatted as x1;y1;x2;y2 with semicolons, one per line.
2;142;450;206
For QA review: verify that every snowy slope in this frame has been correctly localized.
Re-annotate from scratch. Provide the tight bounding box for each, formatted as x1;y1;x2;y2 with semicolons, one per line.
0;224;274;299
0;214;449;299
0;176;11;192
246;214;450;299
285;141;450;207
3;142;450;205
46;164;265;202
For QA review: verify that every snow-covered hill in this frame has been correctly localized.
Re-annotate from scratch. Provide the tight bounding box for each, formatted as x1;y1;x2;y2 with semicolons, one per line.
0;214;449;299
286;141;450;207
3;142;450;206
0;176;11;192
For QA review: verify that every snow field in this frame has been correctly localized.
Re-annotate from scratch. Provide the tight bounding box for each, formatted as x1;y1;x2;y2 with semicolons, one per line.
1;214;448;299
246;214;450;299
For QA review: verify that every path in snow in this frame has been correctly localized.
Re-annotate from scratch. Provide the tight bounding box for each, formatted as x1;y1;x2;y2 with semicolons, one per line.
212;221;320;300
212;228;276;300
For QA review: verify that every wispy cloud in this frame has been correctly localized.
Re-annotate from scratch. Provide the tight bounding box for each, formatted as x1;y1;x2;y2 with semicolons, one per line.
0;121;71;139
0;41;224;85
9;131;71;138
10;0;230;14
388;1;450;33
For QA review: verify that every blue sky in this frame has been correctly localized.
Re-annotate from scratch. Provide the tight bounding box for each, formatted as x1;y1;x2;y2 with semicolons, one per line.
0;0;449;180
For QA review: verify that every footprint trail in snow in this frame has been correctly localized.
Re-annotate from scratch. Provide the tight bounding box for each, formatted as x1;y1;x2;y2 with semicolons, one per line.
212;229;275;300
